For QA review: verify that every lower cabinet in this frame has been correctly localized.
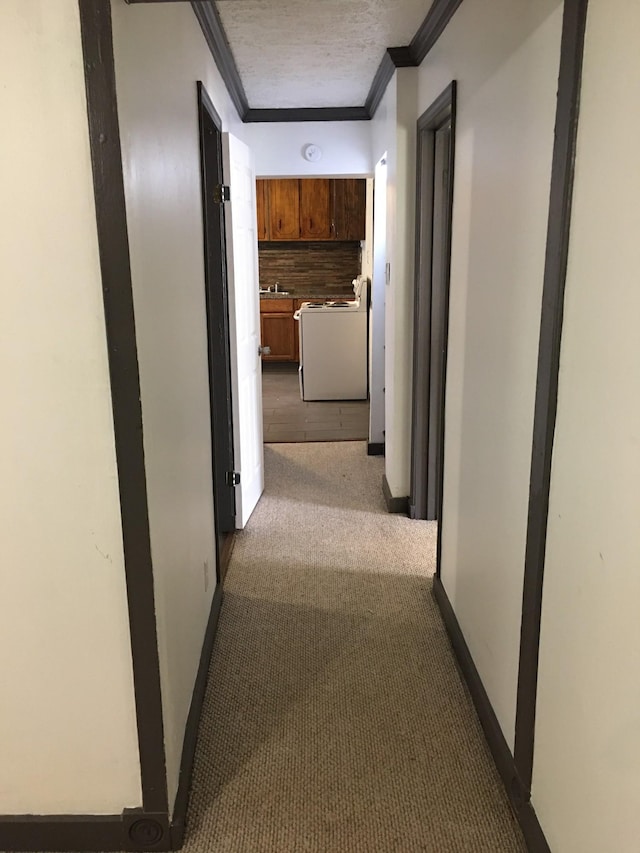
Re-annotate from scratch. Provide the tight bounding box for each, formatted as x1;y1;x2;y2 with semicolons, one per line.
260;298;298;362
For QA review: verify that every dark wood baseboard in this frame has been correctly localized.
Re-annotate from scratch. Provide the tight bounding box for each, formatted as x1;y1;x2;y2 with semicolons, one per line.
0;810;171;852
432;576;551;853
382;474;409;514
170;582;224;847
367;442;385;456
218;530;236;586
0;816;125;852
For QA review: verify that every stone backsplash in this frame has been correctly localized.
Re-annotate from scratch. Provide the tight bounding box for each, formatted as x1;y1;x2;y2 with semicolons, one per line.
258;241;361;296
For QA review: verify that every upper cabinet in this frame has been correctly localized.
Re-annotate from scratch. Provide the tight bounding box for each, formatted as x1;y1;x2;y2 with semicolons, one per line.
299;179;332;239
257;178;366;242
332;179;367;241
268;179;300;240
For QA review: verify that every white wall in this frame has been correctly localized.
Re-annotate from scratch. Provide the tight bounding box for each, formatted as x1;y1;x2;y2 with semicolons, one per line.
417;0;563;747
532;2;640;849
110;0;244;813
0;0;141;814
244;120;373;177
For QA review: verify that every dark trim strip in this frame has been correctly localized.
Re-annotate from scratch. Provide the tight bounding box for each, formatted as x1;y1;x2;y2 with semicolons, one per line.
0;812;172;852
417;82;456;131
410;0;464;64
387;46;415;67
514;0;589;789
244;106;369;123
364;52;397;118
433;577;551;853
364;0;463;117
190;0;249;120
170;583;224;847
0;816;124;853
78;0;168;815
382;474;409;515
367;442;385;457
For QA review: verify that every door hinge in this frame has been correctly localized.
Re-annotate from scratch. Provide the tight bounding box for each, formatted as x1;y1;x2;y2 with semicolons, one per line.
213;184;230;204
226;471;241;487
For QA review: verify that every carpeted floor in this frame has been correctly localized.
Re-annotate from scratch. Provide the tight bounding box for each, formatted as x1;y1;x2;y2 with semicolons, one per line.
183;442;526;852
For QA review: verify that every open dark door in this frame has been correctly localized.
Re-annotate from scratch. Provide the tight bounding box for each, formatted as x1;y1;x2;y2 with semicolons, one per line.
197;82;236;582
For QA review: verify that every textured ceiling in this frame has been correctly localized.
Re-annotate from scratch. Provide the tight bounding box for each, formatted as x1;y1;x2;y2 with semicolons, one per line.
216;0;434;109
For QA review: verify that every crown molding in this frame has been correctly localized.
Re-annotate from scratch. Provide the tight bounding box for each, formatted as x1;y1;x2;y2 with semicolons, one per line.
410;0;464;64
127;0;466;121
190;1;250;119
364;51;396;118
244;106;370;123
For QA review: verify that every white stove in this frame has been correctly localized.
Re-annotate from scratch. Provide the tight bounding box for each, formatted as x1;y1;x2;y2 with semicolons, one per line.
294;277;368;401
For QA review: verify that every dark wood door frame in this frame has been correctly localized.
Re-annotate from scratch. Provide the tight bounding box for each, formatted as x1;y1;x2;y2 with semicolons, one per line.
78;0;168;820
513;0;589;791
196;81;237;584
409;81;457;532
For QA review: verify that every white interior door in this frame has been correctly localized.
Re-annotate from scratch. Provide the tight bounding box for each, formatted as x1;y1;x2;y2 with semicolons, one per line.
222;133;264;528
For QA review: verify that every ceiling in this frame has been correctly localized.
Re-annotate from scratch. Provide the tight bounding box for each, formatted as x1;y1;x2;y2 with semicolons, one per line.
215;0;434;110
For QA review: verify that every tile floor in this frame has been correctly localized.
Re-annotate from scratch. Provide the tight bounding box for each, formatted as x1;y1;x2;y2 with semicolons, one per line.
262;363;369;443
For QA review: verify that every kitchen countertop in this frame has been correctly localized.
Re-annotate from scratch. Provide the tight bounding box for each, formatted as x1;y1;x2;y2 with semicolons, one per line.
260;289;353;300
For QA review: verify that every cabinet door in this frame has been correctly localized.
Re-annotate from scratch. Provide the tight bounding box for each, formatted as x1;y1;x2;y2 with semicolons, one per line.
332;178;366;240
268;179;300;240
260;312;297;361
256;179;269;241
299;179;332;240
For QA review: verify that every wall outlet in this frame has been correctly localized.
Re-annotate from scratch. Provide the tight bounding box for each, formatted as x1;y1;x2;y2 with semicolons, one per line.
385;262;391;285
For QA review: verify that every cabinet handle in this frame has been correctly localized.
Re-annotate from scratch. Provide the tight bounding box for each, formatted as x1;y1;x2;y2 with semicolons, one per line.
310;218;313;230
278;218;282;230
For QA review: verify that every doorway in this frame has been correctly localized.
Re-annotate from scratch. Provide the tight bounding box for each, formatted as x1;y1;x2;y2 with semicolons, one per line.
258;177;371;445
197;82;236;582
410;82;457;522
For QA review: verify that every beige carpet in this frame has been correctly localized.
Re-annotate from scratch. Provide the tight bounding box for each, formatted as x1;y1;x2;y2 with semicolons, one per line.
184;442;526;852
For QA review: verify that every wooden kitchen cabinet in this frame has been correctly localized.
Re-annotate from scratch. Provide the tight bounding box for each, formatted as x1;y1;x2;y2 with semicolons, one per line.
256;179;269;241
299;179;332;239
332;178;367;241
257;178;366;242
268;179;300;240
260;298;297;362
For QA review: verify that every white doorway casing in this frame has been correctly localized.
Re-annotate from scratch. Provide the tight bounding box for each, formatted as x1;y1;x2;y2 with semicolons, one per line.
369;156;388;446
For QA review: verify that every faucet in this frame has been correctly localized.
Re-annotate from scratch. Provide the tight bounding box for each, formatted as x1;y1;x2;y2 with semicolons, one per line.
274;281;280;292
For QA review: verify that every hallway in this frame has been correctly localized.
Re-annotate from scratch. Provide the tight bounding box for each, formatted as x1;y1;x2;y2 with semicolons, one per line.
183;442;525;852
